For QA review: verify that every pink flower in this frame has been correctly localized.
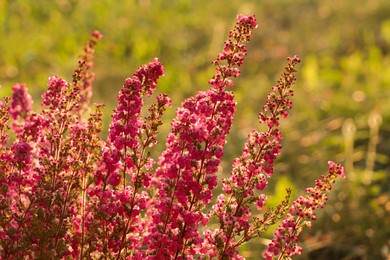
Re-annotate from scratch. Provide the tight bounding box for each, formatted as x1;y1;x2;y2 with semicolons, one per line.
9;83;32;120
11;141;32;166
108;171;121;187
41;76;68;108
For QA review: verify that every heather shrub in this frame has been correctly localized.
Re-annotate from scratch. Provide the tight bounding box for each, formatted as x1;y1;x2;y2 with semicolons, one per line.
0;15;345;259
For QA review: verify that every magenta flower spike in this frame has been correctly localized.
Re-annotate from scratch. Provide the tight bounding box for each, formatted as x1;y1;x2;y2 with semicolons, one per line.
203;55;301;259
83;58;170;259
8;83;32;121
145;14;258;259
263;161;345;260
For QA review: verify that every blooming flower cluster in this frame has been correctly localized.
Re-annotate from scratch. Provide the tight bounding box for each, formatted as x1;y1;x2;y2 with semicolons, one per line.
9;83;32;121
0;14;345;259
203;55;301;259
144;14;257;259
263;161;346;259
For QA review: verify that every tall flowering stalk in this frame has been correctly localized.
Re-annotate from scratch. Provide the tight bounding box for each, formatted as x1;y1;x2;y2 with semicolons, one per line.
205;55;301;259
144;15;257;259
0;14;346;259
263;161;346;259
83;58;170;259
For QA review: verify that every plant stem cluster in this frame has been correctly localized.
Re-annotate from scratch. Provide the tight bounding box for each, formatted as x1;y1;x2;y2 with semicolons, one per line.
0;15;345;259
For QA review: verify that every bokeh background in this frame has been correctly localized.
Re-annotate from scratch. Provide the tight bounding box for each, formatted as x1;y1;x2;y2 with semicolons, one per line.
1;0;390;259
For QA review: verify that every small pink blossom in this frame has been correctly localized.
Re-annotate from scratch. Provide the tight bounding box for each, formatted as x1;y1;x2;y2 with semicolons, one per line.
9;83;32;120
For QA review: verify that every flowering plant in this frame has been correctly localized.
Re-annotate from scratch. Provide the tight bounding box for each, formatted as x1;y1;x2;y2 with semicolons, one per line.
0;14;345;259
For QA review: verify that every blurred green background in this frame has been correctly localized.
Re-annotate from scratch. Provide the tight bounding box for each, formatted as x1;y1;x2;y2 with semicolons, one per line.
1;0;390;259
